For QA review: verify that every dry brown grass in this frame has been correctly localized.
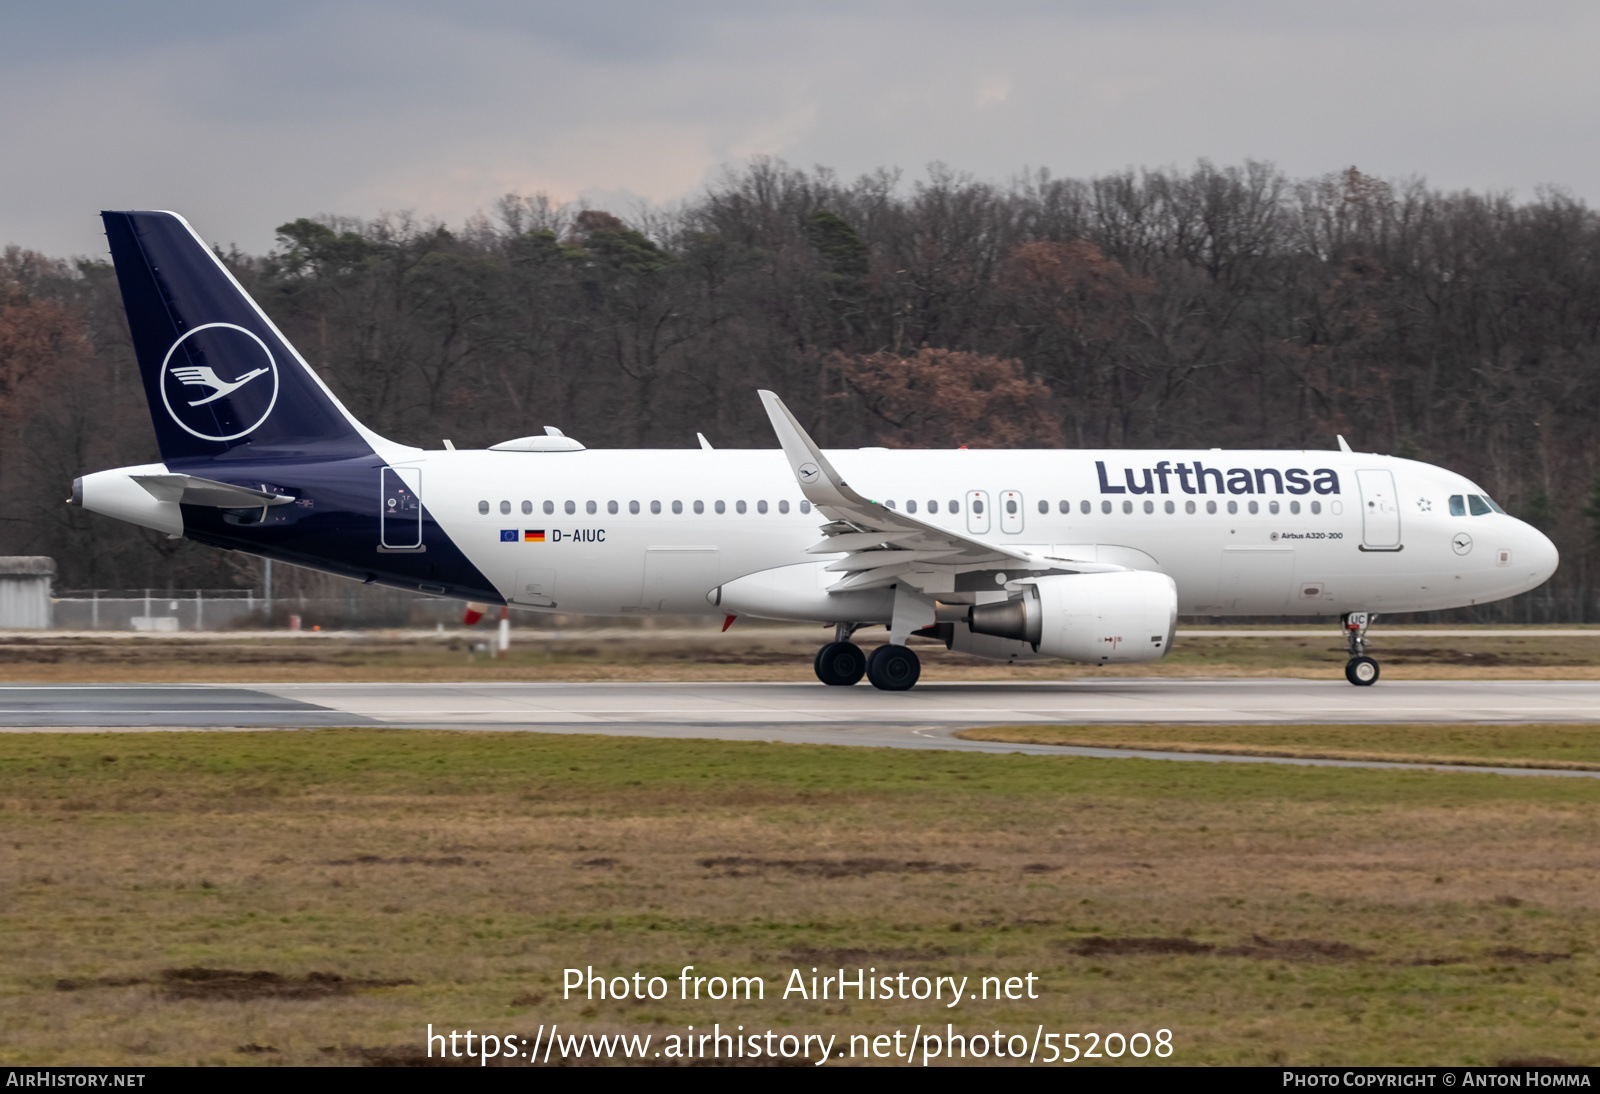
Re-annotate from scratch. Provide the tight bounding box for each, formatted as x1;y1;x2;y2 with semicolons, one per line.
957;723;1600;771
1;730;1597;1066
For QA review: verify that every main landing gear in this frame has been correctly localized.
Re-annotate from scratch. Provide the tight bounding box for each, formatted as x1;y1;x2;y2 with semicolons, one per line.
1343;612;1379;686
866;642;921;691
815;638;866;686
814;623;921;690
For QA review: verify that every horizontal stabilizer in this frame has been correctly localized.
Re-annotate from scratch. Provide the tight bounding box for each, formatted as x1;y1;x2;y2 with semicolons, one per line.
132;474;294;508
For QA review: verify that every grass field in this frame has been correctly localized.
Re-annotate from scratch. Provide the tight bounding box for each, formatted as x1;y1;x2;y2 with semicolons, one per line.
2;728;1597;1066
5;625;1600;683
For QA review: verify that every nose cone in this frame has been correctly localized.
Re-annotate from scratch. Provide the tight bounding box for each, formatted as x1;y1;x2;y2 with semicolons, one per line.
1524;523;1559;588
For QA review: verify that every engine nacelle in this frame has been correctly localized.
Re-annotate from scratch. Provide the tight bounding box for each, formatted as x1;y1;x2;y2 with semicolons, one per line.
967;570;1177;664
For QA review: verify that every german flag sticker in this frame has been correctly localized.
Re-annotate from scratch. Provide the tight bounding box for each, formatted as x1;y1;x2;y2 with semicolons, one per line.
524;530;545;542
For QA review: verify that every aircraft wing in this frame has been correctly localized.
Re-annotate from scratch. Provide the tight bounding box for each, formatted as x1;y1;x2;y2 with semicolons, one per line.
758;390;1123;593
132;474;295;508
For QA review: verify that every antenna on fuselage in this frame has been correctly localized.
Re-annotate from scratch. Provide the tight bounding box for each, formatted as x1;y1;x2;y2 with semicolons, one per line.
697;432;714;450
1337;435;1353;453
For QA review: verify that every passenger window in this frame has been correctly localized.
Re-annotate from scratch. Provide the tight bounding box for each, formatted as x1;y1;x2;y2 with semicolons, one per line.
949;500;960;514
800;500;812;514
973;499;984;515
563;500;575;515
757;500;768;514
1102;500;1112;514
500;500;511;515
1058;500;1069;514
694;501;705;514
714;500;725;514
1038;500;1048;515
1122;500;1133;514
672;500;683;514
651;500;661;514
1164;500;1175;514
1227;501;1238;515
1468;495;1491;516
907;500;918;514
629;501;640;514
1311;500;1321;515
586;500;597;515
1449;495;1466;516
521;500;532;515
1248;500;1259;515
478;500;489;515
544;500;555;515
1081;500;1090;514
885;500;896;509
1143;500;1153;514
736;500;746;514
778;500;789;514
1269;500;1279;515
607;500;618;515
1185;500;1195;514
1207;500;1217;515
928;500;939;514
1289;500;1300;515
1005;499;1017;515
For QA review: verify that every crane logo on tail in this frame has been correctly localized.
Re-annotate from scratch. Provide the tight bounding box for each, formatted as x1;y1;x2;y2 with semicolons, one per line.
160;323;280;442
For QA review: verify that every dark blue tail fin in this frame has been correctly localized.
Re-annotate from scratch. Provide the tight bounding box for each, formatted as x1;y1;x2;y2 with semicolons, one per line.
102;210;375;464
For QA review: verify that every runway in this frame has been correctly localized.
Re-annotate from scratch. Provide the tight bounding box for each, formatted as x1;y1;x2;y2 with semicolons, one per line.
4;678;1600;777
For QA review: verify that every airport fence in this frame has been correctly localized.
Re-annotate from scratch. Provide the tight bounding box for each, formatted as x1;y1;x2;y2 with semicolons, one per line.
50;587;473;631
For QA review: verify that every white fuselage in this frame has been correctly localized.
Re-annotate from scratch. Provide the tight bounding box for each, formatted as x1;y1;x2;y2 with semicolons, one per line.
396;447;1557;620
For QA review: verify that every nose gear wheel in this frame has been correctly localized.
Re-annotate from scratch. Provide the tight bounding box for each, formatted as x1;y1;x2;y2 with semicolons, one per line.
1345;655;1380;686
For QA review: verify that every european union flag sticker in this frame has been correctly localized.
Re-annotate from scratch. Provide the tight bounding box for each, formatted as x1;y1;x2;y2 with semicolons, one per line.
500;529;517;542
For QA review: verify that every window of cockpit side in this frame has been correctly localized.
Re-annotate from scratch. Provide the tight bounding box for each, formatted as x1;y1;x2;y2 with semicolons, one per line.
1468;495;1492;516
1449;495;1466;516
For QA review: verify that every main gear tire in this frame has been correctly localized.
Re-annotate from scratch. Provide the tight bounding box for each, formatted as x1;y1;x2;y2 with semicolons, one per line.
866;643;921;691
815;641;866;686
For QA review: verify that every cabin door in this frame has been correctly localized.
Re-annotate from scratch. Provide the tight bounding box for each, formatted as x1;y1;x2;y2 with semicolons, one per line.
380;467;422;549
1356;469;1402;549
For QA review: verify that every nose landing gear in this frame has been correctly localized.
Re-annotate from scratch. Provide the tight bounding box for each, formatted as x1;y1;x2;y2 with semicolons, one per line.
1343;612;1380;686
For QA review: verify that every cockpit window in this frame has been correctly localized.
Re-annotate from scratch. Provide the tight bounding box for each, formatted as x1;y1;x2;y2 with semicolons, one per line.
1448;495;1465;517
1468;495;1492;516
1484;495;1505;514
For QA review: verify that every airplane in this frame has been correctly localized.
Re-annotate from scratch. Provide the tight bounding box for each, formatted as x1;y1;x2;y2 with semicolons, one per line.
70;211;1560;690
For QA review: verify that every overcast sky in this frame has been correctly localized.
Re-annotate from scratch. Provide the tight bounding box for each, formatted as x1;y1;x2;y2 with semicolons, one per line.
3;0;1597;256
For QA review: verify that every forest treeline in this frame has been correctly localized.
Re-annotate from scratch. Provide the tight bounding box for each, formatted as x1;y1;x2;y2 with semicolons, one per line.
3;159;1599;618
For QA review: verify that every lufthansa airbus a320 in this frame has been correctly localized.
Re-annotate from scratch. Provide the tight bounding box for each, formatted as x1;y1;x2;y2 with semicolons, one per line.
72;211;1559;690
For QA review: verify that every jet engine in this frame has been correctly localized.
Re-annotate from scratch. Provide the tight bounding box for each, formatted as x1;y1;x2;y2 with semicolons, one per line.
966;570;1177;663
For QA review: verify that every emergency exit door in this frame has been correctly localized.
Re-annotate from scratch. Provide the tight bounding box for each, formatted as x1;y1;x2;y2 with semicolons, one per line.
1356;469;1401;549
381;467;422;548
966;490;990;535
